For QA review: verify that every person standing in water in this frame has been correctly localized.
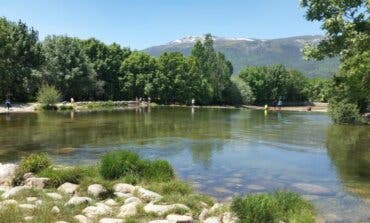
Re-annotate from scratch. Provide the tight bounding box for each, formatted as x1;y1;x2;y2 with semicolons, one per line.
5;98;11;110
277;99;283;110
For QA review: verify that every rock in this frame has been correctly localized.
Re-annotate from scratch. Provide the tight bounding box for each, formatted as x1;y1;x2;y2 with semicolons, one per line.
82;203;112;218
148;221;169;223
35;199;43;206
23;172;35;180
144;203;190;216
55;221;69;223
292;183;331;195
166;214;193;223
199;209;208;221
222;212;238;223
26;197;38;202
24;216;33;221
52;206;60;214
204;217;220;223
74;215;91;223
113;183;135;193
104;199;118;206
99;218;124;223
0;163;18;186
19;203;37;210
0;185;12;193
209;203;223;213
199;201;208;208
114;192;133;199
46;192;63;200
117;201;141;218
124;196;142;204
65;196;92;206
87;184;107;197
1;186;30;199
24;177;50;188
136;186;162;202
58;182;79;195
246;184;265;190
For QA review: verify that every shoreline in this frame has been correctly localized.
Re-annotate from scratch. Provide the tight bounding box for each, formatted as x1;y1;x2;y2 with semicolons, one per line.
0;101;328;114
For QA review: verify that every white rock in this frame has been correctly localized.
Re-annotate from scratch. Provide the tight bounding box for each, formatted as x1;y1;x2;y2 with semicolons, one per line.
46;192;63;200
166;214;193;223
124;196;142;205
23;172;35;180
58;182;79;195
19;203;37;210
222;212;238;223
99;218;124;223
204;216;220;223
87;184;107;197
209;203;222;213
35;199;43;206
144;203;189;216
52;206;60;214
148;221;169;223
114;192;133;199
74;215;91;223
1;186;30;199
65;196;92;206
0;163;18;186
82;203;112;218
26;197;38;202
113;183;135;193
24;216;34;221
55;221;69;223
117;201;140;218
0;199;18;206
24;177;50;188
104;199;118;206
136;186;162;202
0;185;11;192
199;209;208;221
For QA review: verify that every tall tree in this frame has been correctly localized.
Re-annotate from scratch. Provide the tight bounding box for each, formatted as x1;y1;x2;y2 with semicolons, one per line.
0;17;42;101
40;35;102;101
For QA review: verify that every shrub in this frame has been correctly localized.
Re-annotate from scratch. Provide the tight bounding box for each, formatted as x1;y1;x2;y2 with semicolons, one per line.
36;85;61;106
141;159;175;182
38;167;83;187
100;150;141;180
19;153;51;174
329;101;363;124
231;191;315;223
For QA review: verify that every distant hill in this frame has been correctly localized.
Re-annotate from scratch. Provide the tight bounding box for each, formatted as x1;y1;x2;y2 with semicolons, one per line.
143;35;339;78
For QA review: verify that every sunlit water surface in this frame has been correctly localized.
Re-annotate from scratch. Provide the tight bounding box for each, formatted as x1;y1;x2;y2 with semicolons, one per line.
1;107;369;222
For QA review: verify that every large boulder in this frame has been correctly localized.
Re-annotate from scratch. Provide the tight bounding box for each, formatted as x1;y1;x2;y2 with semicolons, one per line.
82;203;112;218
166;214;193;223
0;163;18;186
24;177;50;188
113;183;135;193
58;182;79;195
87;184;107;197
1;186;31;199
136;186;162;202
65;196;92;206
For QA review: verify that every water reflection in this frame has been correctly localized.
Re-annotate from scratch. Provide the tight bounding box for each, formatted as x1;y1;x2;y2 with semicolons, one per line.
326;125;370;203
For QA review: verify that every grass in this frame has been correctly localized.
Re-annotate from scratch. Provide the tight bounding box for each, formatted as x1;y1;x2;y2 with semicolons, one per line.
231;190;315;223
0;204;23;223
13;153;51;185
38;166;84;187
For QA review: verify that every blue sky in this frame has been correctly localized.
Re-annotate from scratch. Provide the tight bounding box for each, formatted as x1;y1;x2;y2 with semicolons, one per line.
0;0;323;49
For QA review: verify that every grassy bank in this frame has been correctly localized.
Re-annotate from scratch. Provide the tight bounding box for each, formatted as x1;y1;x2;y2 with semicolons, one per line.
0;151;316;223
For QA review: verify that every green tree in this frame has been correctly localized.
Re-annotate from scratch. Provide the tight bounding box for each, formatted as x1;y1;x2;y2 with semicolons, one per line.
301;0;370;117
0;17;42;101
40;35;102;101
81;38;131;100
36;85;61;107
224;77;255;105
119;52;158;99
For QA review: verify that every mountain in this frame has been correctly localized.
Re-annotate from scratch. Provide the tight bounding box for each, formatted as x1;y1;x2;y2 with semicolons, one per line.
143;35;339;78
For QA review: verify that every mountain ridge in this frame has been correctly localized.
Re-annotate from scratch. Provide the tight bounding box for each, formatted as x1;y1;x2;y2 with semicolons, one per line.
143;35;339;78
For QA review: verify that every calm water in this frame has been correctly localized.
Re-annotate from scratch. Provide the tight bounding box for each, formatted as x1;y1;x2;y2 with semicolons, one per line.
1;107;369;222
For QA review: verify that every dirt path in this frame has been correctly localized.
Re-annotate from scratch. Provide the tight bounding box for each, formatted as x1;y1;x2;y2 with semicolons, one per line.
0;103;36;114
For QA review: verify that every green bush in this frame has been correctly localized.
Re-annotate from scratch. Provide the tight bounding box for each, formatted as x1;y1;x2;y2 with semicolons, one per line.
100;150;141;180
329;101;363;124
36;85;61;106
38;167;83;187
19;153;51;173
231;191;315;223
141;159;175;182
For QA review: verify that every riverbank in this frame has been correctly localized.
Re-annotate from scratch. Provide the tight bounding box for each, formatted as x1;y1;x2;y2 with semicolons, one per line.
0;152;317;223
0;101;328;114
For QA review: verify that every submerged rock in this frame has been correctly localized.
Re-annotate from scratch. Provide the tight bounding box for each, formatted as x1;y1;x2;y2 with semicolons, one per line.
58;182;79;195
292;183;331;195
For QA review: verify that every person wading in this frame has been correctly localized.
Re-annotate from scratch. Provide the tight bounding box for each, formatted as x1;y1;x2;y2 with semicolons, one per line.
5;98;11;110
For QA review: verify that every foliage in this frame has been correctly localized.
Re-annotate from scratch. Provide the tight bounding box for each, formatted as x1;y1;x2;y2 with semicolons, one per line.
231;191;315;223
328;101;363;124
239;65;309;103
301;0;370;121
36;85;61;106
100;150;141;179
141;159;175;182
19;153;51;174
38;167;83;187
0;204;23;223
305;78;331;102
224;77;255;105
